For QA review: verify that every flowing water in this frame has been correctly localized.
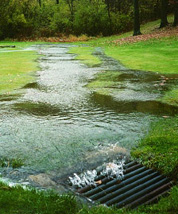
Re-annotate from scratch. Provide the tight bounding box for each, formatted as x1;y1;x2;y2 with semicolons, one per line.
0;44;177;187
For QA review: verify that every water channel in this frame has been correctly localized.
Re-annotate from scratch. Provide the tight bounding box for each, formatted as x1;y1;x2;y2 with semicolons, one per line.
0;44;177;188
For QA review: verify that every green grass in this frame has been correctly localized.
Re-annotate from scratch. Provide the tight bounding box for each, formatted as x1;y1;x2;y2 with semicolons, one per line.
68;46;101;67
0;180;177;214
0;182;77;214
104;37;178;74
87;71;121;95
130;117;178;213
0;158;24;168
161;88;178;106
131;117;178;180
0;50;39;94
73;15;177;75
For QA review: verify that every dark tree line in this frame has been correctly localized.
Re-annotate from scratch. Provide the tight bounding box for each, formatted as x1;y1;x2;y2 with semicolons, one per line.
0;0;176;39
133;0;177;36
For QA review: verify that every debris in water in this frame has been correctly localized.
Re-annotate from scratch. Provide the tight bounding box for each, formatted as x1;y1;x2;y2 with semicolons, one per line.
69;160;125;188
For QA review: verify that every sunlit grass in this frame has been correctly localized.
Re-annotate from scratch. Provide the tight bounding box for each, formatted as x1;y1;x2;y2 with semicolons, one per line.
0;51;39;94
104;37;178;74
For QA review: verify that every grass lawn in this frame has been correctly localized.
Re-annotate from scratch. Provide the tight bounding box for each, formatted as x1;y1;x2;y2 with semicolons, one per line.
104;37;178;74
0;42;40;94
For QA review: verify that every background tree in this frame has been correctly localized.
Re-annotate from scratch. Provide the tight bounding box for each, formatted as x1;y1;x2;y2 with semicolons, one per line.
38;0;42;7
173;0;178;26
160;0;169;27
133;0;142;36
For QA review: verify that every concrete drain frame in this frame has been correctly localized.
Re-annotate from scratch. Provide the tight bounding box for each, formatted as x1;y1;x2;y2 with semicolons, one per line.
68;161;173;209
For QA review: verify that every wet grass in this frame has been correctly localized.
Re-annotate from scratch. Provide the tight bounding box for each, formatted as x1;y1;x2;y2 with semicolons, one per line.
161;88;178;106
0;50;39;94
0;158;24;168
68;46;101;67
130;117;178;213
0;182;77;214
87;71;121;95
0;180;177;214
136;117;178;179
131;117;178;180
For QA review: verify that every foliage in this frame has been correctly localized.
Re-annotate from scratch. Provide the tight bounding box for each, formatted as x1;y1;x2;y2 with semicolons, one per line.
0;0;175;39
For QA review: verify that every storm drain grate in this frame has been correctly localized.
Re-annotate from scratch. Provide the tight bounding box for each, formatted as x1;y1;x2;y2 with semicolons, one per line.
69;161;173;209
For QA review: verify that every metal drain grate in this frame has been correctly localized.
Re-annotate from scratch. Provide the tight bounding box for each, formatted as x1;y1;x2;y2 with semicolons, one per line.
71;161;173;209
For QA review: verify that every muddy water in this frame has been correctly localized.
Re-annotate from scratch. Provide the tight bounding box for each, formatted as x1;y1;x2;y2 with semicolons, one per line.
0;44;177;185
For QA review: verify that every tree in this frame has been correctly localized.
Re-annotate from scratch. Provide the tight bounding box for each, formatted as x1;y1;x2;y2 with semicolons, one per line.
38;0;41;7
133;0;141;36
173;0;178;26
105;0;112;33
160;0;169;28
56;0;59;4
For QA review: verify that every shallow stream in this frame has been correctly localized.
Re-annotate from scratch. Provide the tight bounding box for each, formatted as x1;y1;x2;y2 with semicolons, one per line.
0;44;177;188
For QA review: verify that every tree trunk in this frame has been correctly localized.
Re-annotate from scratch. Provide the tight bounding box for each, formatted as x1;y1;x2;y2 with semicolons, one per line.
173;0;178;26
38;0;41;7
133;0;141;36
160;0;168;28
105;0;113;34
56;0;59;4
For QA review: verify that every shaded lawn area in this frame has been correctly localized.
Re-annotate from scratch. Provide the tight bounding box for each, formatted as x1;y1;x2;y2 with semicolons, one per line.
0;51;39;94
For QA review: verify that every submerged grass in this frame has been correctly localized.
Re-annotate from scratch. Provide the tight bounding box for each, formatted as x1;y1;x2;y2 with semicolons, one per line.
87;71;121;95
161;88;178;106
68;46;101;67
0;158;23;168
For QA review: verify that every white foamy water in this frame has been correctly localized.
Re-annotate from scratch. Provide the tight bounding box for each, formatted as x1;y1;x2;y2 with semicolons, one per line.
69;160;125;188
